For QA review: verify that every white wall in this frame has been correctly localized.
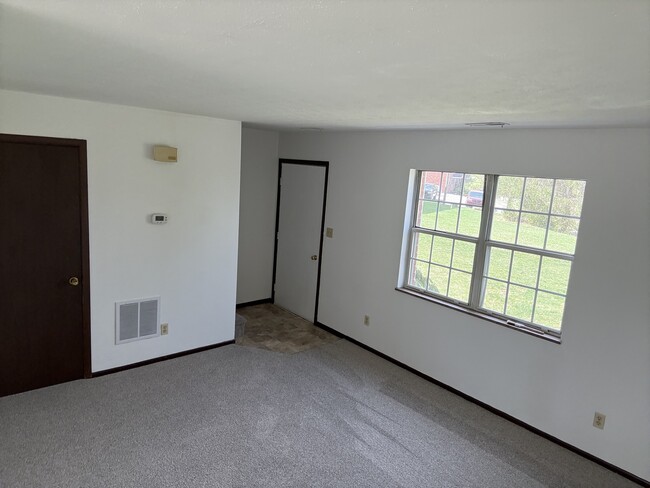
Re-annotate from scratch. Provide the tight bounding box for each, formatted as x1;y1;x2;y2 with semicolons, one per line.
0;90;241;372
279;128;650;481
237;128;279;304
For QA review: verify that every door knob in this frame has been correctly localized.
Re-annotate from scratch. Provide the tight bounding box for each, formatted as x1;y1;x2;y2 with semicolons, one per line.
310;255;318;261
68;277;80;286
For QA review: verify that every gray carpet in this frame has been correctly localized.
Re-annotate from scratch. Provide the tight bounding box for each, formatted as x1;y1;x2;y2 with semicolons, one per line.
0;341;637;487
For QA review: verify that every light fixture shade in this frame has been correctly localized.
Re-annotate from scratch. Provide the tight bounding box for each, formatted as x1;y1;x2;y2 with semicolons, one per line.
153;146;178;162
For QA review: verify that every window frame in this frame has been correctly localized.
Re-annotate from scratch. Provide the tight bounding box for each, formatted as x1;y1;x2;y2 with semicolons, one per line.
399;171;582;342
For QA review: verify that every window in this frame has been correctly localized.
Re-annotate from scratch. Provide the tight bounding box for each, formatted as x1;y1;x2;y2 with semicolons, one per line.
400;171;586;340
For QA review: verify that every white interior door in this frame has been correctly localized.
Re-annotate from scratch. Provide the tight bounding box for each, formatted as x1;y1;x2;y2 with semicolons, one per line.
274;163;326;322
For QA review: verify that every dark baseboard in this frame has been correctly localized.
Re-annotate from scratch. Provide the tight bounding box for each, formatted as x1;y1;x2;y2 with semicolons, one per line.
236;298;272;309
315;321;649;487
91;339;236;377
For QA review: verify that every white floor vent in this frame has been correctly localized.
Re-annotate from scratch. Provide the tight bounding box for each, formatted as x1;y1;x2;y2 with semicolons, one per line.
115;297;160;344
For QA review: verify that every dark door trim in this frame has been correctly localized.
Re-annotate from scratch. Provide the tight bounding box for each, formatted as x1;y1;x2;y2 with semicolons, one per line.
272;158;329;323
0;133;92;378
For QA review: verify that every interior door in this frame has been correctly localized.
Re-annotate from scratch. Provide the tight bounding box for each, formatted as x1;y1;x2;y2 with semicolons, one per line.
0;134;90;397
274;161;327;322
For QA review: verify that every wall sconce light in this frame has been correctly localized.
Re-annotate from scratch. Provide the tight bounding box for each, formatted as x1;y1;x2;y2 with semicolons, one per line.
153;145;178;163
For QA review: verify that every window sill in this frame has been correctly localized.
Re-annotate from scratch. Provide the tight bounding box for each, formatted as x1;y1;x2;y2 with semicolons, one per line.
394;287;562;344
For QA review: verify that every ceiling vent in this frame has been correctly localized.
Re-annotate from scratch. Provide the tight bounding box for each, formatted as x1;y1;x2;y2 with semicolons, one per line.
115;297;160;344
465;122;510;128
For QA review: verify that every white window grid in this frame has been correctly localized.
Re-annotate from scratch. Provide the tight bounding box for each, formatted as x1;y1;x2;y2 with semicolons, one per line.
405;171;584;337
408;232;475;302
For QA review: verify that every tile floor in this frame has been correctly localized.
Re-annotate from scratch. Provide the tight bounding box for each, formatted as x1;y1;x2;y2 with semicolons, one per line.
236;303;339;353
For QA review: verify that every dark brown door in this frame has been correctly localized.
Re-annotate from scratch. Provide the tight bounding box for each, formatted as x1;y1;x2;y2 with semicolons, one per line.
0;134;90;397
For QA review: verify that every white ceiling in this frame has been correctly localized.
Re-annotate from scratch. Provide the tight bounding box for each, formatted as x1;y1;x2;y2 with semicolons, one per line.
1;0;649;130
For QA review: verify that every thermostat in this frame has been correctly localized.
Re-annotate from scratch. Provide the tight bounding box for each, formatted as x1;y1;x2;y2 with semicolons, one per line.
151;213;168;224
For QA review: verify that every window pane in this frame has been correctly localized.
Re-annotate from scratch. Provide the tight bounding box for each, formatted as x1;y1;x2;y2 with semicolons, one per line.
416;200;439;230
409;260;429;290
436;204;459;233
490;210;519;244
522;177;553;213
533;292;565;330
428;265;449;296
482;279;507;314
421;171;442;201
486;246;511;281
457;205;481;237
506;285;535;322
552;179;585;217
462;174;485;207
452;240;476;272
431;235;453;266
449;270;471;303
538;257;571;295
441;172;464;203
412;232;432;261
546;216;579;254
517;212;548;249
510;251;540;288
495;176;524;210
462;173;485;195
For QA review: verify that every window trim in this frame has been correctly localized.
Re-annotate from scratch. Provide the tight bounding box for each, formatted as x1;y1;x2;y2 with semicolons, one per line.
399;171;582;341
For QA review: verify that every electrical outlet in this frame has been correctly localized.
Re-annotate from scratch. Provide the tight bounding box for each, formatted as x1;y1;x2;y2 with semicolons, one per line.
161;323;169;335
593;412;606;430
363;315;370;326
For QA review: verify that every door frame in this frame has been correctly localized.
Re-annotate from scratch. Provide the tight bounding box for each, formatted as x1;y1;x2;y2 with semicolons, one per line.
0;133;92;378
272;158;329;323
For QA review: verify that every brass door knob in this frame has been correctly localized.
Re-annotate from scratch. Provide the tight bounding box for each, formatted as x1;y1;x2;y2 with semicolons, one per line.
69;277;80;286
311;255;318;261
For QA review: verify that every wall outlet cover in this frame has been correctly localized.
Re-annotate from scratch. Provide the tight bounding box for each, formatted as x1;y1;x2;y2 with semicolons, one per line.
593;412;606;429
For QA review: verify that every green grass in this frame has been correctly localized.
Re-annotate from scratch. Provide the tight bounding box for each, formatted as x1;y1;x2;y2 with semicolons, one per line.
411;204;577;329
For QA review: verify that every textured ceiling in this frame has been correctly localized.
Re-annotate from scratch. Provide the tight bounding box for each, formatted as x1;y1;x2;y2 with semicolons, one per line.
1;0;649;129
